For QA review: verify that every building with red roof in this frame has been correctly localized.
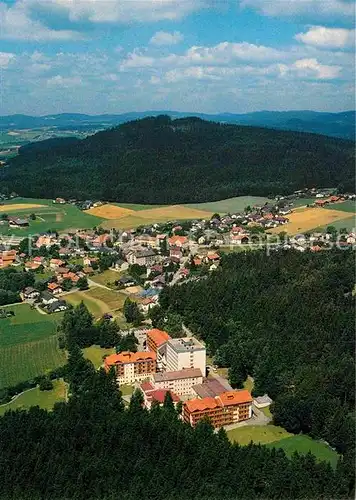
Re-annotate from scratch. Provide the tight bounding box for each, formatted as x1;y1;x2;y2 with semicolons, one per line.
105;351;156;384
183;389;252;428
147;329;171;355
139;383;180;410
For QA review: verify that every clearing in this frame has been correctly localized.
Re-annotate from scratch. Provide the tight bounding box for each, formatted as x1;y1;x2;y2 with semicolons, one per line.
86;204;134;219
324;201;355;213
0;198;103;235
267;435;339;468
85;287;127;312
0;303;66;389
184;196;269;213
65;290;109;318
90;269;121;288
227;425;292;446
83;345;115;368
101;205;212;230
269;207;354;235
0;379;67;416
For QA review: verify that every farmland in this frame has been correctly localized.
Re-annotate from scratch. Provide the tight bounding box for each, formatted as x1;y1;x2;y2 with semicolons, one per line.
0;379;67;416
0;198;103;235
65;290;109;318
90;269;122;288
86;204;134;219
0;304;66;389
184;196;269;213
269;207;354;235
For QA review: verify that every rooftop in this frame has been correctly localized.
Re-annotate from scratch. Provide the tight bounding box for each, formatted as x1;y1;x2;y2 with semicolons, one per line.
146;389;180;404
147;328;171;348
154;368;202;383
167;337;205;353
192;378;227;398
185;390;252;413
105;351;156;368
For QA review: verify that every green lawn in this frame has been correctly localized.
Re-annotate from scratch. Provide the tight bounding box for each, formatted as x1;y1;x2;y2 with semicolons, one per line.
312;216;355;233
260;406;272;418
119;384;135;396
85;287;127;312
243;376;254;393
113;203;165;211
83;345;115;368
267;435;339;468
227;425;292;446
327;201;356;213
0;379;67;416
184;196;269;213
0;198;103;235
291;198;316;207
0;303;66;389
91;270;121;288
65;291;107;318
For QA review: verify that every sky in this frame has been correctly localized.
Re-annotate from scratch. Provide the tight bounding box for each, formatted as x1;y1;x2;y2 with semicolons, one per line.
0;0;355;115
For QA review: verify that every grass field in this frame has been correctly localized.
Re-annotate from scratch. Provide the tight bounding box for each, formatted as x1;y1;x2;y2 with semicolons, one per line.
325;201;356;213
0;379;67;416
227;425;292;445
101;205;213;230
90;269;121;287
0;198;103;235
119;384;135;396
270;207;354;235
267;435;339;467
86;204;134;219
65;291;108;318
312;216;355;233
113;203;165;211
83;345;115;368
184;196;269;213
291;198;316;208
85;287;127;312
0;303;66;389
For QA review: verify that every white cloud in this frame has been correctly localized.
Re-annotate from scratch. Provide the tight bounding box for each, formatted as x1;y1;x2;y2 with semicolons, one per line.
0;52;16;68
281;58;342;79
0;1;84;41
150;31;184;46
120;51;155;70
26;0;204;23
241;0;354;20
47;75;83;87
295;26;355;49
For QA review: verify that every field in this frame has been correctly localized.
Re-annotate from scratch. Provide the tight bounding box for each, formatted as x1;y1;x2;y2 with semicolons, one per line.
65;290;109;318
269;207;354;235
227;425;338;466
0;379;67;416
83;345;115;368
312;216;355;233
227;425;292;445
101;205;213;230
86;204;134;219
0;198;103;235
184;196;269;213
90;269;121;287
85;287;127;311
0;304;66;389
267;435;339;467
325;201;355;213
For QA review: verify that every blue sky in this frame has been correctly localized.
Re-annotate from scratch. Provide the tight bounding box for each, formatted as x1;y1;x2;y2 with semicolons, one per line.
0;0;354;115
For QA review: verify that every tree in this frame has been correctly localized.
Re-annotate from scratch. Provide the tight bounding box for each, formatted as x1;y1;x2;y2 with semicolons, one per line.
163;391;175;413
29;213;36;220
165;312;183;337
39;377;53;391
62;278;72;292
1;213;8;220
129;388;144;413
77;276;89;290
123;298;143;326
211;213;221;221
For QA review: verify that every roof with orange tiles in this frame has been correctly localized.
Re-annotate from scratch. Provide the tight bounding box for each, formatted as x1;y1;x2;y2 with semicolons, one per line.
105;351;156;368
218;390;252;406
185;397;221;413
147;329;171;348
48;283;61;290
168;235;188;246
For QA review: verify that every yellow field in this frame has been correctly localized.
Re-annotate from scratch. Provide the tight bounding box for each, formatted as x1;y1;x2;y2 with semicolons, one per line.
0;203;44;212
270;208;354;235
86;204;134;219
101;205;212;229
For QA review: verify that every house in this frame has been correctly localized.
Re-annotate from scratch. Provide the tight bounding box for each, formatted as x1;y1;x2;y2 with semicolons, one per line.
36;236;54;248
47;282;63;294
39;291;57;305
24;261;42;272
146;264;163;277
253;394;272;409
83;256;98;267
139;298;156;314
127;248;157;266
147;329;171;355
104;351;157;384
118;276;136;288
23;287;40;300
53;197;66;204
139;383;180;410
179;268;190;278
49;258;65;270
346;233;356;244
168;235;188;248
83;266;94;275
230;233;250;245
58;247;72;258
153;368;203;396
45;300;68;314
0;250;17;268
151;275;166;289
8;216;29;228
169;246;183;260
134;234;158;248
92;234;111;247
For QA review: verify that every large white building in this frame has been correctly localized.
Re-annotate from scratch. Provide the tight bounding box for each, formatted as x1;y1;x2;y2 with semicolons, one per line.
165;337;206;376
152;368;203;396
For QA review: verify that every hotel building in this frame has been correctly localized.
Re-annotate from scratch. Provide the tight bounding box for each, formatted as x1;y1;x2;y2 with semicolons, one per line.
104;351;156;385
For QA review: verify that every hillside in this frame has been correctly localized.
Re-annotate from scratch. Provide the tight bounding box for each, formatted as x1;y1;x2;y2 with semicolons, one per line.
1;116;354;204
1;110;354;139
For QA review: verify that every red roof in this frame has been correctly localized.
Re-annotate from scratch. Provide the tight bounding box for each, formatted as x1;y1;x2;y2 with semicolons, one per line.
140;381;155;392
147;329;171;348
105;351;156;369
149;389;180;404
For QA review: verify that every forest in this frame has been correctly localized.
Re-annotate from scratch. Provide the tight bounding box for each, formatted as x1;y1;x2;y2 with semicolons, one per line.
155;249;355;459
1;116;355;203
0;303;354;500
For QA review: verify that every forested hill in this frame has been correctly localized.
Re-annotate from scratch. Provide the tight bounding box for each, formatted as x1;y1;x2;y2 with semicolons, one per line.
2;115;355;204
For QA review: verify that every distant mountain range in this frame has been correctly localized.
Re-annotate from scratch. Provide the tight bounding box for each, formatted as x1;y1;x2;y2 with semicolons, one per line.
0;110;355;140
